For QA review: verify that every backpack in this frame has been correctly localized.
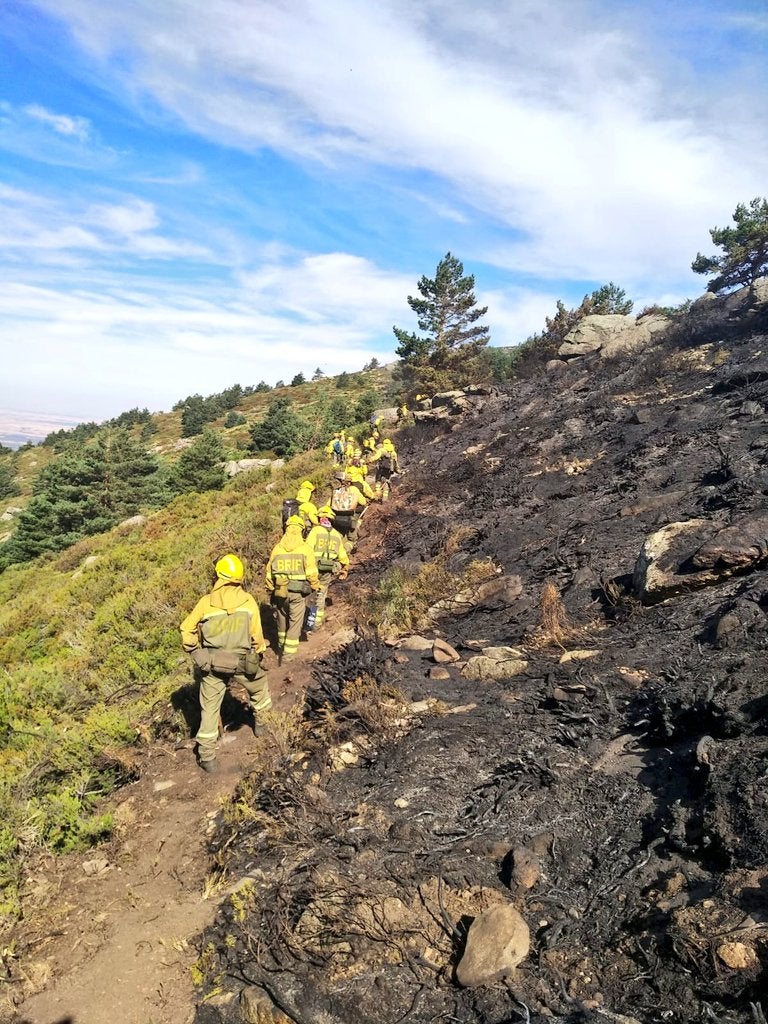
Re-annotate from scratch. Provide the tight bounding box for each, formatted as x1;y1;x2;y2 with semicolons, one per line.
379;452;394;472
333;439;343;455
281;498;300;529
331;485;359;513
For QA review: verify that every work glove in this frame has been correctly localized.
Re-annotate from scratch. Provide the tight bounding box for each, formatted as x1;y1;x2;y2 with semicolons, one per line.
338;570;348;581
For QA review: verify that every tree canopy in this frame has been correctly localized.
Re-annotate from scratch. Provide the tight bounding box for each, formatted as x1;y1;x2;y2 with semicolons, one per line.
692;197;768;293
393;252;490;393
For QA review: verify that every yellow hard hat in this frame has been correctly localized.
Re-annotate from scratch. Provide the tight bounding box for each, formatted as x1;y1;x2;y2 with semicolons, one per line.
286;514;305;528
215;554;244;582
300;480;315;491
317;505;335;519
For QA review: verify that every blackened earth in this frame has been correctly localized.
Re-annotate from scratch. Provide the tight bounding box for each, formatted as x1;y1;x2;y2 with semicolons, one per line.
198;327;768;1024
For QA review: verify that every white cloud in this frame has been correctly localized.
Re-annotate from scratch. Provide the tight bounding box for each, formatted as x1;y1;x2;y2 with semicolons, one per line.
36;0;767;286
0;185;209;262
24;103;91;141
0;250;409;417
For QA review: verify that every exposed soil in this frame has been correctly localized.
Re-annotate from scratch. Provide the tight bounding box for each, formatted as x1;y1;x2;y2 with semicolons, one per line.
9;321;768;1024
5;616;356;1024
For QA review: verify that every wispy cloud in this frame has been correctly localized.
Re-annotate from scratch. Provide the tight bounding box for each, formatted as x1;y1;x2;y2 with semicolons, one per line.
23;102;91;141
0;0;766;421
0;250;411;416
34;0;765;287
0;185;209;262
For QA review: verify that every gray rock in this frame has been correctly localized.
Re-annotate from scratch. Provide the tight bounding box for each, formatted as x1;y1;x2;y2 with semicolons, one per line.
630;518;768;604
559;312;670;361
398;635;433;651
118;514;147;530
428;575;522;621
456;903;530;987
224;458;279;478
0;506;21;521
462;649;528;681
240;986;293;1023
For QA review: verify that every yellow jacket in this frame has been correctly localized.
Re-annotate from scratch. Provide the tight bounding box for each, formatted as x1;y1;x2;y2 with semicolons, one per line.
306;524;350;575
346;465;376;501
265;526;320;592
180;579;266;654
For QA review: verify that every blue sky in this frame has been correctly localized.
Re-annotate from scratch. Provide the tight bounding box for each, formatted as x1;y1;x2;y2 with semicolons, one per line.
0;0;766;421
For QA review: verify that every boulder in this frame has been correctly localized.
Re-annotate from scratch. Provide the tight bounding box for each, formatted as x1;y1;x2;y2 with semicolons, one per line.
432;390;467;408
633;520;713;603
240;985;295;1021
118;514;147;530
432;638;460;663
691;514;768;571
224;458;280;478
635;513;768;604
456;903;530;987
559;312;670;361
462;648;528;681
373;406;399;426
0;506;21;521
398;635;433;651
428;575;522;621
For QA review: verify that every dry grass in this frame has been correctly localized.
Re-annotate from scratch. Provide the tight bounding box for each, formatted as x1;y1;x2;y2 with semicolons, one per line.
529;581;579;649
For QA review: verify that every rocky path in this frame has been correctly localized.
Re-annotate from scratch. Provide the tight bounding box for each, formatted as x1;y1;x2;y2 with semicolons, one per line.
9;609;356;1024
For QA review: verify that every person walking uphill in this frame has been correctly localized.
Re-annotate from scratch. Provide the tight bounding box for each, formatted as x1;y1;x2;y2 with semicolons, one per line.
265;515;320;663
306;506;349;629
180;554;270;773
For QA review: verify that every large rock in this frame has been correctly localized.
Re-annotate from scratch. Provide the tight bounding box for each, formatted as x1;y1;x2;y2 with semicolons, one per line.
691;514;768;571
559;312;670;361
224;458;282;478
428;575;522;621
462;647;528;681
373;406;399;426
634;514;768;604
633;520;713;603
456;903;530;987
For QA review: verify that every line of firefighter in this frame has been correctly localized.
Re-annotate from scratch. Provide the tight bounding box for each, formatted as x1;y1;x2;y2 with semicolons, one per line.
179;433;401;773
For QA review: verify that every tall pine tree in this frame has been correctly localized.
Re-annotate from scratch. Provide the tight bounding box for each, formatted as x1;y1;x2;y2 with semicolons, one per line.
393;252;490;394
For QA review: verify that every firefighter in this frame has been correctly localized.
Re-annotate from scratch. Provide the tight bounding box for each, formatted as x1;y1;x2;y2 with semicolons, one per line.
265;515;320;663
370;439;399;500
306;506;349;629
180;554;270;773
296;479;319;530
330;471;365;547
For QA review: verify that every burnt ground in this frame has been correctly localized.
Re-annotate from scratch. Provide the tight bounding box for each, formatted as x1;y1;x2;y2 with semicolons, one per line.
194;326;768;1024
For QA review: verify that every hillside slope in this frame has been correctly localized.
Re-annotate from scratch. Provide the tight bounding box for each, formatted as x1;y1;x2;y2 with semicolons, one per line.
189;314;768;1023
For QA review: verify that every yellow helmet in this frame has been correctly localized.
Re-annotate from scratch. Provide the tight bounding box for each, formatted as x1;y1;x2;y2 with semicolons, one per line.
317;505;335;519
300;480;315;491
286;514;305;528
215;554;244;582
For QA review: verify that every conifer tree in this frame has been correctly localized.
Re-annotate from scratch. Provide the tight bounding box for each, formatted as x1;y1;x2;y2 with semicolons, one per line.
393;252;490;393
168;429;227;494
692;197;768;292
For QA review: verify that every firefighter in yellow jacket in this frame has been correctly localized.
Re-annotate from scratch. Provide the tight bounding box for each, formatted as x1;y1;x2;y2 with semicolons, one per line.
296;479;319;529
265;515;320;662
306;507;349;629
180;554;270;773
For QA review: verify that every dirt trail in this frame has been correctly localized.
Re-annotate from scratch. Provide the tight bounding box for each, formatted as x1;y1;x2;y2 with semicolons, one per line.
9;601;357;1024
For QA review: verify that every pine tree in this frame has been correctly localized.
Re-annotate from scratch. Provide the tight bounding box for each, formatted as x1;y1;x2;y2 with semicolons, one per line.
393;252;490;393
692;197;768;293
0;432;162;568
249;398;309;459
169;429;227;495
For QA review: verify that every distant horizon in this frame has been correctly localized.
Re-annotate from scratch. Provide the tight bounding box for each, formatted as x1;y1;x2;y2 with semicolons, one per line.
1;0;766;419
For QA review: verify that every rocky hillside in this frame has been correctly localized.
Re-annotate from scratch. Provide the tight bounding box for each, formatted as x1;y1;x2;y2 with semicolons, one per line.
192;282;768;1024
